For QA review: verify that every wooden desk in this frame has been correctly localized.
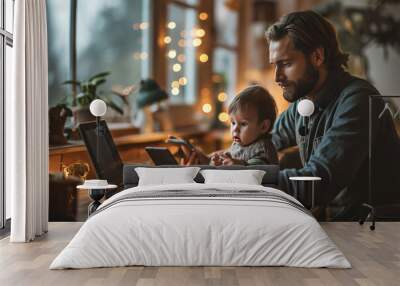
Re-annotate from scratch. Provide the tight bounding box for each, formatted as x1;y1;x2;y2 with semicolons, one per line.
49;126;219;177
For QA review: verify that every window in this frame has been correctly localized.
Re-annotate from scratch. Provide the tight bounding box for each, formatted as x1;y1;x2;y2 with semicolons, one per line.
1;0;14;230
47;0;152;122
213;47;237;102
215;0;238;48
166;2;198;104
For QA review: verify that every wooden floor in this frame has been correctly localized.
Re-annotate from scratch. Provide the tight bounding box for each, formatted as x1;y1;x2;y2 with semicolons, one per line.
0;222;399;286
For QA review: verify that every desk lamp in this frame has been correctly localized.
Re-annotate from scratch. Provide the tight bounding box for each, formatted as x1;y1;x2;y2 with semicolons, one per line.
90;99;107;163
136;79;168;132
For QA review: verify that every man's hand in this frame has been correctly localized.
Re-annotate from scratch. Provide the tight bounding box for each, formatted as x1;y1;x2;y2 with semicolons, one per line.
180;145;210;165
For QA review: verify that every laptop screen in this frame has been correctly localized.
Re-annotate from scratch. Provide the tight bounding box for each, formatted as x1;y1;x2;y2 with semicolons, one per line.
78;120;123;186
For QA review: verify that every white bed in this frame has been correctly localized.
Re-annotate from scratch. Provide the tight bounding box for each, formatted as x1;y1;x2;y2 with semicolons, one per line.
50;183;351;269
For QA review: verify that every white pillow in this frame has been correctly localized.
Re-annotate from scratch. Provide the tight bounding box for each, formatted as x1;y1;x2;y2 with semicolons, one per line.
200;169;266;185
135;167;201;186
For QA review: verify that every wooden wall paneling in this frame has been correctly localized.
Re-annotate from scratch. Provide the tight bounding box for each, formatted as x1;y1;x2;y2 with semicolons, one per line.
298;0;322;11
277;0;322;17
237;0;253;92
276;0;299;17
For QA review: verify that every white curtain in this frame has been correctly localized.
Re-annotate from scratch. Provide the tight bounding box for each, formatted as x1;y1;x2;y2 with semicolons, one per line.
6;0;49;242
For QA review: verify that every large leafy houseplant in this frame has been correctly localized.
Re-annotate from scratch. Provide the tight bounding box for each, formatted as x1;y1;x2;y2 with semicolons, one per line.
315;0;400;79
62;71;124;116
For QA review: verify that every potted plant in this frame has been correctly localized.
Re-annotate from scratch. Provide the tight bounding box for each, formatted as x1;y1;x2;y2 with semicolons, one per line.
61;71;125;123
49;104;73;145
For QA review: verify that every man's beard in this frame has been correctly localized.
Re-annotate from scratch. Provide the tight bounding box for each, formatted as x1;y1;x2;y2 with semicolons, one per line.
282;60;319;103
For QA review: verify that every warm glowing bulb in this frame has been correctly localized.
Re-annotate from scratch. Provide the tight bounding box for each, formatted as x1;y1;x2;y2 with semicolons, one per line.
178;39;185;47
179;77;187;85
140;52;148;60
164;36;172;44
167;50;176;59
218;112;229;122
172;63;182;72
217;92;227;102
171;87;180;95
196;29;206;37
177;54;186;63
199;53;208;62
199;12;208;21
139;22;149;30
193;38;202;47
171;81;180;88
202;103;212;113
167;21;176;29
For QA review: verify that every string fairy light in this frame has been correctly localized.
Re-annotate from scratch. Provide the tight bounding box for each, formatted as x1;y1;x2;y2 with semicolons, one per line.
202;103;212;113
199;12;208;21
218;112;229;122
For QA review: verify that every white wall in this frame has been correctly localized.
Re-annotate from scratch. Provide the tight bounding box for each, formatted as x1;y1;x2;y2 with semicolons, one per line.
366;45;400;95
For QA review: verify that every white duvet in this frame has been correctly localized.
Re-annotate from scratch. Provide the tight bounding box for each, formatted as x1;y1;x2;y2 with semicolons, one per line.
50;183;351;269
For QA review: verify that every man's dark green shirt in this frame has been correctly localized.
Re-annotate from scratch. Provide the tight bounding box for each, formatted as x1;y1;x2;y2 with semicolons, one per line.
271;69;400;220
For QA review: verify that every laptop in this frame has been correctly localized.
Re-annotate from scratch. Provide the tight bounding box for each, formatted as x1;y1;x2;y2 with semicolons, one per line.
78;120;123;187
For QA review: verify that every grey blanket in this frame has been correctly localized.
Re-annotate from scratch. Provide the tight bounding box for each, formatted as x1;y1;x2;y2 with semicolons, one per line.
92;189;311;218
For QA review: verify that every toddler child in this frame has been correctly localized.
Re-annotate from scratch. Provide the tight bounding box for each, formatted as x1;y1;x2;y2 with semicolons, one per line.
211;85;278;166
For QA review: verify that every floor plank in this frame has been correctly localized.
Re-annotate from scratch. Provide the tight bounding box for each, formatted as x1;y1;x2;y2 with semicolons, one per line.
0;222;399;286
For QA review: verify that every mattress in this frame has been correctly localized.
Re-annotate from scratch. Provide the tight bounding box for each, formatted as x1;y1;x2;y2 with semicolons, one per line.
50;183;350;269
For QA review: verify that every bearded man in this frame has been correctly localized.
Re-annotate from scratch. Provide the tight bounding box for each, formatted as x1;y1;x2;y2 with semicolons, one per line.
268;10;400;220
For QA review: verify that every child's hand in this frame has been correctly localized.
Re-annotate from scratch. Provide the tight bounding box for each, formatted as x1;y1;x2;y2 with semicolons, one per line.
210;153;223;166
221;153;246;166
209;150;225;166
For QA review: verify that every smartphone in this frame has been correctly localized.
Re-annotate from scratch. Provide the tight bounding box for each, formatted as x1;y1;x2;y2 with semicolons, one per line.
166;136;194;149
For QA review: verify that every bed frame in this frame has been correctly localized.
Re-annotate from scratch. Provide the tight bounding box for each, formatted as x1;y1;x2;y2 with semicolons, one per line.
122;164;280;189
